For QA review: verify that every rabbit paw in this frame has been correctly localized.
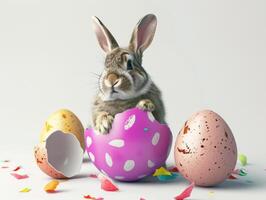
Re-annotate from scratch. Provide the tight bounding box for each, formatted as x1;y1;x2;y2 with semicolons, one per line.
137;99;155;112
94;112;114;134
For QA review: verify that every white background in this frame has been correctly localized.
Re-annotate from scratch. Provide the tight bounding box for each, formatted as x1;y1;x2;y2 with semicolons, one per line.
0;0;266;199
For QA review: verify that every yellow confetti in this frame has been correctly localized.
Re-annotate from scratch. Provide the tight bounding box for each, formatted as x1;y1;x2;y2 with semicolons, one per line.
44;180;59;192
153;167;171;176
208;191;215;197
239;154;247;166
20;188;31;193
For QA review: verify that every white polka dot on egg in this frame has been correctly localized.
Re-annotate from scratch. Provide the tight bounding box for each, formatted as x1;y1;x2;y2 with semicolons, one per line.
86;136;92;148
114;176;124;180
152;132;160;146
147;160;155;168
138;174;146;179
108;139;125;148
124;114;136;130
105;153;113;167
123;160;135;172
88;152;95;162
147;112;155;122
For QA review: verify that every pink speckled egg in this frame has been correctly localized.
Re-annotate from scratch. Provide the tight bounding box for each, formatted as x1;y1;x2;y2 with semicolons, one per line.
85;108;172;181
174;110;237;186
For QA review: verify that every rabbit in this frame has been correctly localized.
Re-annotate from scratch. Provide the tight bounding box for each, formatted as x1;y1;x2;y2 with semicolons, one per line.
91;14;166;134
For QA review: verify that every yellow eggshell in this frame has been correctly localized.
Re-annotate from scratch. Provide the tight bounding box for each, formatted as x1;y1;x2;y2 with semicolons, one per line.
40;109;85;151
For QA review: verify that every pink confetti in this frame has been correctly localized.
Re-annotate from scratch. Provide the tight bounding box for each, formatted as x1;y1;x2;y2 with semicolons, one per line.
232;168;240;175
12;166;21;171
174;182;194;200
101;178;118;192
88;174;98;178
10;173;29;180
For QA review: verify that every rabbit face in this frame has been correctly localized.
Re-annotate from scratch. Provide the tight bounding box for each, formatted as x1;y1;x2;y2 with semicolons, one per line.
99;48;150;101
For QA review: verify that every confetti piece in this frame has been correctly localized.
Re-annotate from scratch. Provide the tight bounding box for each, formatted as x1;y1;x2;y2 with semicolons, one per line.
13;166;21;171
157;173;178;181
20;188;31;193
88;174;98;178
168;166;179;173
83;195;104;200
174;182;194;200
44;180;59;193
140;198;146;200
1;166;9;169
228;174;237;179
232;168;240;174
153;167;171;176
2;160;10;162
101;179;119;192
144;128;149;132
208;191;215;197
239;168;248;176
100;177;118;192
239;154;247;166
10;173;29;180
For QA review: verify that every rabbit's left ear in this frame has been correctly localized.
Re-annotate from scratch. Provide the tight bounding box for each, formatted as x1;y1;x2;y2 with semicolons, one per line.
129;14;157;53
92;16;119;53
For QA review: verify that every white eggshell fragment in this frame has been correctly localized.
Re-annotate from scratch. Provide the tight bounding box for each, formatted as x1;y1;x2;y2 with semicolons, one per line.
34;130;83;178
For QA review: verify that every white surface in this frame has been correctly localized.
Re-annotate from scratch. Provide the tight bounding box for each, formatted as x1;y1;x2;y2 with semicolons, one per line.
0;0;266;199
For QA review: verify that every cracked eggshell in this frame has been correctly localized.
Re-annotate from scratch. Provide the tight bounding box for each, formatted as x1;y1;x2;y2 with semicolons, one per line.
85;108;172;181
174;110;237;186
40;109;85;151
34;130;84;178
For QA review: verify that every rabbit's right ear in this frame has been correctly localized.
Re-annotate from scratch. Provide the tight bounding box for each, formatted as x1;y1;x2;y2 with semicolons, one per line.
129;14;157;53
92;16;119;53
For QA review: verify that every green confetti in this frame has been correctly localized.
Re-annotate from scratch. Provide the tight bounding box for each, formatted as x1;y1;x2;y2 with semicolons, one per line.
239;168;248;176
239;154;247;166
157;173;178;181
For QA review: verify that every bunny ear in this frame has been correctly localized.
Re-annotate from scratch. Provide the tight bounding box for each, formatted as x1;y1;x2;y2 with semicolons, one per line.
92;16;119;53
129;14;157;53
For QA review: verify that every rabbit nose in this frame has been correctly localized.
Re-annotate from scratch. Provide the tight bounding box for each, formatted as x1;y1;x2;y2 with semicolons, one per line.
105;73;121;87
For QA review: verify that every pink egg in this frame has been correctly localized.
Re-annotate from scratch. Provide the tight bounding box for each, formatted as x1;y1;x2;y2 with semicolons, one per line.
85;108;172;181
174;110;237;186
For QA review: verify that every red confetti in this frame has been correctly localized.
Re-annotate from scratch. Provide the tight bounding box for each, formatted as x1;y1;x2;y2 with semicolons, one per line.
12;166;21;171
174;182;194;200
100;178;119;192
168;166;179;173
228;174;237;179
83;195;103;200
10;173;29;180
88;174;98;178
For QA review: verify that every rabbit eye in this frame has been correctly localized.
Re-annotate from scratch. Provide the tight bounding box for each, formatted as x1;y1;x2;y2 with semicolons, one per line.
127;60;133;70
